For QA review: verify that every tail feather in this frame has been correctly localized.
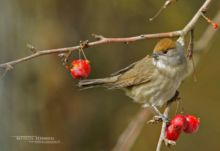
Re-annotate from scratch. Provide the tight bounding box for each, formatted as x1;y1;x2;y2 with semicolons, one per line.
78;76;118;89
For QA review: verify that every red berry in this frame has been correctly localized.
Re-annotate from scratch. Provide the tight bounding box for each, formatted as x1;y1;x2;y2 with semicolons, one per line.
70;59;91;79
183;115;200;134
165;114;186;141
212;22;219;29
170;114;187;131
165;124;182;141
70;67;86;78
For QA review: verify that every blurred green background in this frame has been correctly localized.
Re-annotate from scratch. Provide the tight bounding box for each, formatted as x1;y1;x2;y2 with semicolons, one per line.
0;0;220;151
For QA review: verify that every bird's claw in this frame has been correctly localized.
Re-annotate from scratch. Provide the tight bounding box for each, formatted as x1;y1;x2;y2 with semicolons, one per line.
147;115;169;124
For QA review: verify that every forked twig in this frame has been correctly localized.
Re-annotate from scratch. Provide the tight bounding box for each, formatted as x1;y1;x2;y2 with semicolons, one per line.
0;0;212;73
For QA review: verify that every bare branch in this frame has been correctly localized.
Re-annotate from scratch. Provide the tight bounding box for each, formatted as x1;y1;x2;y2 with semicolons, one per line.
156;91;181;151
0;64;13;80
0;31;180;69
187;9;220;76
156;103;172;151
0;0;212;71
26;43;37;53
181;0;212;36
195;9;220;51
149;0;177;21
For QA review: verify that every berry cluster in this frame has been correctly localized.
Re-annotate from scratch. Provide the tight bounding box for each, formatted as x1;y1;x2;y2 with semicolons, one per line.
166;114;200;141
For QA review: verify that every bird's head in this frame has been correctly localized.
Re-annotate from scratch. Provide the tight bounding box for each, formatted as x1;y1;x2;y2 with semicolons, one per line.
152;38;186;68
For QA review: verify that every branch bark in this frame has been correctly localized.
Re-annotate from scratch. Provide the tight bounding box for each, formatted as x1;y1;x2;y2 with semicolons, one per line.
156;103;172;151
0;31;180;69
0;0;212;70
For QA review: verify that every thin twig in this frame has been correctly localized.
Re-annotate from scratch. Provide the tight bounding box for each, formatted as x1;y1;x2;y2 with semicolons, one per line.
195;9;220;51
187;30;198;82
156;103;172;151
188;9;220;76
0;64;13;80
156;91;180;150
26;43;37;53
149;0;177;21
181;0;212;36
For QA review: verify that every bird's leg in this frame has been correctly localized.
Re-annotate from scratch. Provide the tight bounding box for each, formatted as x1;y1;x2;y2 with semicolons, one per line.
152;105;169;123
147;91;180;124
148;105;169;124
167;91;180;104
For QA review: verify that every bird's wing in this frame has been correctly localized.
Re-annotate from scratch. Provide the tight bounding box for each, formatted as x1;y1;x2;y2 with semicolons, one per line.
109;55;155;88
111;61;138;76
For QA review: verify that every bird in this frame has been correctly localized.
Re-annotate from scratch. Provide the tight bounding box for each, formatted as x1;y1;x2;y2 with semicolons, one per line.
78;37;189;121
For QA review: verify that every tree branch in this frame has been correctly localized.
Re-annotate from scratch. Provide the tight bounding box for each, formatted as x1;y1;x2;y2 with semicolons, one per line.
0;0;212;70
181;0;212;36
0;31;181;69
156;103;172;151
155;90;181;151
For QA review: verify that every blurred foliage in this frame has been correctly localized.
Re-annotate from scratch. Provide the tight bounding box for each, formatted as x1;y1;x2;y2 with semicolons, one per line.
0;0;220;151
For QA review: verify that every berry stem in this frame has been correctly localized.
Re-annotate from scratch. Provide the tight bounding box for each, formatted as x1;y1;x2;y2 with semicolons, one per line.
201;12;219;29
201;12;211;23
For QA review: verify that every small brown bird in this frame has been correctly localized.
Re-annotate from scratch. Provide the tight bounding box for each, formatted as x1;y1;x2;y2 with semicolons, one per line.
79;38;188;120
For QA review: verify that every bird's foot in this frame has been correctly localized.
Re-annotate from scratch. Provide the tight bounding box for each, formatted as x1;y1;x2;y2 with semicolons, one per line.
147;115;169;124
149;105;169;123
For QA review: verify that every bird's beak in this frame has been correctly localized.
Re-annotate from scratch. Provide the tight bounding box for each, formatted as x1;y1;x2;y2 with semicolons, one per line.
152;53;159;60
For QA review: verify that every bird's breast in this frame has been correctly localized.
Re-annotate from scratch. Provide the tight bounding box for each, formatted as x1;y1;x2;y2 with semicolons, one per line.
125;69;183;107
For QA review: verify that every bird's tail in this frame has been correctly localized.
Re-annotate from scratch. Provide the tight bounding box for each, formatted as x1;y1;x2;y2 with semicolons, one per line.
78;76;118;89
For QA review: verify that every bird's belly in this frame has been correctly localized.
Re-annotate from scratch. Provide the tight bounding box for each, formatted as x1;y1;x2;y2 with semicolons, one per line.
125;75;181;107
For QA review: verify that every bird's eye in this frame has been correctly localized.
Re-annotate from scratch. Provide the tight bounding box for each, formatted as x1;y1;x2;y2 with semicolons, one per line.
163;50;168;54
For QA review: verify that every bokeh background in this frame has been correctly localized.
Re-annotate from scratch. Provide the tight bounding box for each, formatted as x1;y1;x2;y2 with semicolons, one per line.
0;0;220;151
